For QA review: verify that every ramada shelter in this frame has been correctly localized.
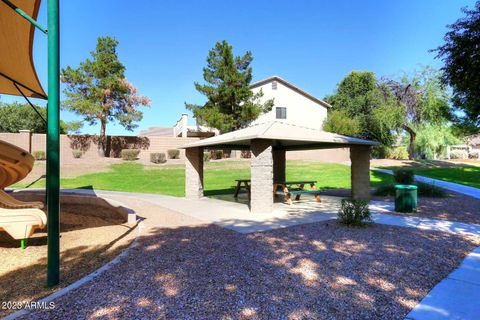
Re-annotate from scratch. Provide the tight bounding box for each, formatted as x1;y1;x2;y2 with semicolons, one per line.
181;121;379;214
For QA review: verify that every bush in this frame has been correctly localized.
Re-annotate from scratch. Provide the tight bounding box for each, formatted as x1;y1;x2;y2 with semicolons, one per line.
393;169;415;185
32;150;46;160
211;150;224;160
121;149;140;161
203;152;211;162
416;182;447;197
374;182;447;198
450;149;468;159
241;150;251;159
337;198;371;225
72;149;82;159
150;152;166;164
386;146;409;160
167;149;180;159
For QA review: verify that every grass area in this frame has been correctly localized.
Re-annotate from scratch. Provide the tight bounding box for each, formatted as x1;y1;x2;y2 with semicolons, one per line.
413;166;480;189
13;160;393;197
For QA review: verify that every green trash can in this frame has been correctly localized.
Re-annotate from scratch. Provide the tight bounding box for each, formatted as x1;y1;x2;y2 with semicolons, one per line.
394;185;418;213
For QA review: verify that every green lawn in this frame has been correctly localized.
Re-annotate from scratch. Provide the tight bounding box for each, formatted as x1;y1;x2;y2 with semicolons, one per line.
413;166;480;189
13;161;393;197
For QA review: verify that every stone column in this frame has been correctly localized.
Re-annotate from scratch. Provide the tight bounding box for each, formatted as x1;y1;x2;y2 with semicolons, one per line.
350;145;371;200
250;139;273;213
185;147;204;199
273;149;286;183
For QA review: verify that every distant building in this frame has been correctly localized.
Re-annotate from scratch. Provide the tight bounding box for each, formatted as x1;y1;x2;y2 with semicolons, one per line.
141;76;332;137
250;76;331;130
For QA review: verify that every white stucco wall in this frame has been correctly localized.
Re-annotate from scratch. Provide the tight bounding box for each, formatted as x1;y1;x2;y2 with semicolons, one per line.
251;80;328;130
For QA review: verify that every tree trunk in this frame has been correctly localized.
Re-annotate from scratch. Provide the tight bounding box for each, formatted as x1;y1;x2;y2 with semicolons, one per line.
98;119;106;157
403;124;416;160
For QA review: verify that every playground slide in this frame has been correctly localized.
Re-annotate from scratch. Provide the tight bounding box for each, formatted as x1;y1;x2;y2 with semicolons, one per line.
0;140;46;240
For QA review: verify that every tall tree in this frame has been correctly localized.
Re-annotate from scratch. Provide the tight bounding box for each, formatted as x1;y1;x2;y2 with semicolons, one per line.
0;102;82;134
434;1;480;131
324;71;403;146
186;40;273;133
383;66;452;159
61;36;150;156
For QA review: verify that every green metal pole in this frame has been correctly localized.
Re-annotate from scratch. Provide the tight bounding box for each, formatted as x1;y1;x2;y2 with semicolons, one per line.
47;0;60;287
1;0;48;34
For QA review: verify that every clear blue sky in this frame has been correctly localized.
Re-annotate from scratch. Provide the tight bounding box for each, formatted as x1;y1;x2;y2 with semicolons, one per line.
3;0;477;135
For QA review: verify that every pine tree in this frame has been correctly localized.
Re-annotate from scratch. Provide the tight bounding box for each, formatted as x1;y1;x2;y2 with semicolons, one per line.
186;40;273;133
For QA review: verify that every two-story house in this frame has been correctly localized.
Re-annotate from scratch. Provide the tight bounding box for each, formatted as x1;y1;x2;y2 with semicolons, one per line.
250;76;331;130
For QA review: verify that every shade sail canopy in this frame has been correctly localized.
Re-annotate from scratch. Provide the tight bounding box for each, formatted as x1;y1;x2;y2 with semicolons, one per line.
0;0;47;99
181;121;380;151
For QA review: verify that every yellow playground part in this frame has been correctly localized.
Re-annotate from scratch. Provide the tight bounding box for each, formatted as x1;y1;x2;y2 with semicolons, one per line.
0;140;46;241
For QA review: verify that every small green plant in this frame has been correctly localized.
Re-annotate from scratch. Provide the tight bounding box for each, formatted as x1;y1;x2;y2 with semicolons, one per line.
72;149;83;159
393;169;415;185
167;149;180;159
203;152;211;162
121;149;140;161
150;152;166;164
32;150;46;160
338;198;371;225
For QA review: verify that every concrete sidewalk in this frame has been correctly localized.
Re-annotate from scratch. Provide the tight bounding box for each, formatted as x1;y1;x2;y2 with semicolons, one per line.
406;247;480;320
372;168;480;199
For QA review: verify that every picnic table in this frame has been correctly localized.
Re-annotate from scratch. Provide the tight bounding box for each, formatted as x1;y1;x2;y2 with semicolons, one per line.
234;179;321;205
234;179;251;198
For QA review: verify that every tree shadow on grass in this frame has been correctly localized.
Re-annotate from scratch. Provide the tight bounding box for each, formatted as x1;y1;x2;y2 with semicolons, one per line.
21;221;478;320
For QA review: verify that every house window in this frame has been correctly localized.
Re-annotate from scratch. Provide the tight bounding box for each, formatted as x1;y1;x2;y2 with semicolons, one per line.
272;81;277;90
276;107;287;119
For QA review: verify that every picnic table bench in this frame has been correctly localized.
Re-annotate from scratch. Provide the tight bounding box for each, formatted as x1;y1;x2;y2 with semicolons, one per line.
274;181;322;205
234;179;322;205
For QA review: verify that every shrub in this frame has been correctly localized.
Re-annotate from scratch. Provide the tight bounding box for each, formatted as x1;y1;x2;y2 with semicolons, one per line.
416;182;447;197
450;149;468;159
241;150;251;158
393;169;415;185
167;149;180;159
150;152;166;164
32;150;46;160
72;149;82;159
337;198;371;225
121;149;140;161
374;182;447;198
211;150;224;160
386;146;409;160
203;152;211;162
373;184;396;197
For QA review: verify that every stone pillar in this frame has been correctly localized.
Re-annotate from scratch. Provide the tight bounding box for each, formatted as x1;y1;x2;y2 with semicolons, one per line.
185;147;204;199
273;149;286;183
18;130;32;153
350;146;371;200
250;139;273;213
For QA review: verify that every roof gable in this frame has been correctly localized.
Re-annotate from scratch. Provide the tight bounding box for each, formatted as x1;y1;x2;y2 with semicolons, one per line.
250;76;332;109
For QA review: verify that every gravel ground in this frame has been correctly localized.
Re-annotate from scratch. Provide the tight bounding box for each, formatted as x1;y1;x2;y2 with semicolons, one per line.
23;219;478;320
383;192;480;225
0;204;136;318
320;188;480;225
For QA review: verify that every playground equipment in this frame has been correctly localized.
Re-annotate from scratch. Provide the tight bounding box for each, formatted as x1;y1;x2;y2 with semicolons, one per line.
1;0;60;286
0;140;47;246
